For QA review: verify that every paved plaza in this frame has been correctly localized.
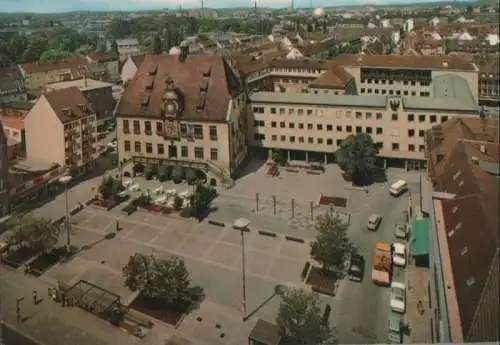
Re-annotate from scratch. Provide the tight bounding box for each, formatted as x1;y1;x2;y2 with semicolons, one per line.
20;159;425;345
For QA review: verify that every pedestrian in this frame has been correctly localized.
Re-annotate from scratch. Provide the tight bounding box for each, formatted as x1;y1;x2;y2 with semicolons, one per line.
32;290;38;305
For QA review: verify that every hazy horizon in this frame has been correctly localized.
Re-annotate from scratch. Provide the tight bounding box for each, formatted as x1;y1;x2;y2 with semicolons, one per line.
0;0;473;14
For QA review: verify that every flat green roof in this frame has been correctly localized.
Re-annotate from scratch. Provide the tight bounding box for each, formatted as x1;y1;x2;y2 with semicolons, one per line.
411;218;430;256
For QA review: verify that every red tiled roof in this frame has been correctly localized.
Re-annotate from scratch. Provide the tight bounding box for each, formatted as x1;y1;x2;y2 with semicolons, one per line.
116;54;243;122
86;52;119;62
330;53;476;71
427;116;499;341
308;65;354;89
43;87;95;123
19;58;89;74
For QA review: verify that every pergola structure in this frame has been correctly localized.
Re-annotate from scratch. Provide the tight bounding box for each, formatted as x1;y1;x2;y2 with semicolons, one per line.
64;280;125;324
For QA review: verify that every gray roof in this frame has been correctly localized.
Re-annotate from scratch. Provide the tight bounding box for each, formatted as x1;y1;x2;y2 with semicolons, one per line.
250;74;479;113
250;91;387;109
248;319;282;345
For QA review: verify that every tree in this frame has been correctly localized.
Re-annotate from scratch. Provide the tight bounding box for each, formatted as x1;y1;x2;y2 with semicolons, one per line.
6;214;60;252
335;133;380;185
39;49;75;62
122;253;196;306
152;34;163;54
310;211;354;274
98;176;124;200
190;184;217;220
110;40;118;55
276;288;337;345
271;149;286;166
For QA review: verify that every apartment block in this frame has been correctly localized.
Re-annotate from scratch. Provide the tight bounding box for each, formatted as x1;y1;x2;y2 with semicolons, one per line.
85;52;120;83
115;51;247;186
24;87;99;174
46;78;114;130
249;74;479;169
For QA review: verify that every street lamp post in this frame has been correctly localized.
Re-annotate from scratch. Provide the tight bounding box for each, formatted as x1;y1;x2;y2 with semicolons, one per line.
233;218;250;320
59;175;73;253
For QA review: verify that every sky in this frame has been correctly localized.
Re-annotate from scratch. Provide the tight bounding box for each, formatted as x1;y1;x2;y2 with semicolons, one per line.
0;0;467;13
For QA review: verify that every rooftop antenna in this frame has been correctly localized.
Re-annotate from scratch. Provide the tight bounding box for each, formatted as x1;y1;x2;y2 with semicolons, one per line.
253;0;257;15
201;0;204;18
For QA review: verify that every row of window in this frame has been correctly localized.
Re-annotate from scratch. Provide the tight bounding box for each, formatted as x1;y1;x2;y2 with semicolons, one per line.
253;107;448;124
64;116;96;130
122;120;218;138
123;141;219;160
360;79;431;87
255;134;426;152
360;88;431;97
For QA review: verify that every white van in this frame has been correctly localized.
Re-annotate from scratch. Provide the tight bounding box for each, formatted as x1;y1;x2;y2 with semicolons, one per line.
389;180;408;197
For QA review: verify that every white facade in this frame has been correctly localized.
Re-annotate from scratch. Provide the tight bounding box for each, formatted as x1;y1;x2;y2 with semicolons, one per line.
121;57;139;83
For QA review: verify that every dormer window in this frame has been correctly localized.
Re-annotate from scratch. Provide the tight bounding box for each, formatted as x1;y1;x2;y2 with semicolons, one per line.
466;276;475;287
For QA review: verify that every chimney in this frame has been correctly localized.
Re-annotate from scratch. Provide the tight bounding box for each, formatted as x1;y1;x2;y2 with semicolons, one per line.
62;107;72;116
77;103;87;112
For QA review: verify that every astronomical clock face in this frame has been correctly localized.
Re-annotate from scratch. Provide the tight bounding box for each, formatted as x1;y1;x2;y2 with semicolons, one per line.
164;119;179;139
163;100;178;118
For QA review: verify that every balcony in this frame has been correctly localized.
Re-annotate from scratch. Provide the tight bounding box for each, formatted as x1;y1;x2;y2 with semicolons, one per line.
145;129;152;136
124;128;130;134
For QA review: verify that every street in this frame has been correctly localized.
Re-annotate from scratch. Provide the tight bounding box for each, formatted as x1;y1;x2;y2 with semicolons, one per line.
334;174;420;344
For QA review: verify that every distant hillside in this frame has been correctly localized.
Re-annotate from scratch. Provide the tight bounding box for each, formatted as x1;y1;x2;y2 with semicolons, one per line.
476;0;497;5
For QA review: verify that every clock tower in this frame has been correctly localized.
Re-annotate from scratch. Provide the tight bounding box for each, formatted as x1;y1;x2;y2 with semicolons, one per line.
161;78;181;140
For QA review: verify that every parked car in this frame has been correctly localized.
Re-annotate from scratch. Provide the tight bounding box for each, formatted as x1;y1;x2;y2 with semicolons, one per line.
348;254;365;282
394;224;407;240
387;312;403;344
390;282;406;314
367;214;382;231
392;243;407;267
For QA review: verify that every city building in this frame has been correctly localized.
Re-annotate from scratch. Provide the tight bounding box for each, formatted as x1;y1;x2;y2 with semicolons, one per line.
425;116;499;342
0;121;9;216
18;58;89;90
0;102;32;159
0;66;26;103
477;57;499;106
85;52;120;83
112;38;140;60
249;73;479;169
24;87;99;175
329;54;478;101
45;78;114;131
121;54;146;83
115;51;247;186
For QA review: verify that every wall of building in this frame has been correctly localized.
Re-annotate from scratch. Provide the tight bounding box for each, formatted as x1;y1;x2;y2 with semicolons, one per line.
248;100;474;163
116;117;232;172
121;59;138;83
83;86;114;124
226;92;248;173
25;96;65;165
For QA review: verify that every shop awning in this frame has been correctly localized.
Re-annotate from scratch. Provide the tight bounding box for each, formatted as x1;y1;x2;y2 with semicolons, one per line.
411;218;430;257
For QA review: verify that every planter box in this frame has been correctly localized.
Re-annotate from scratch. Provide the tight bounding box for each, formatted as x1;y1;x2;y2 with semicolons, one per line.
92;199;118;211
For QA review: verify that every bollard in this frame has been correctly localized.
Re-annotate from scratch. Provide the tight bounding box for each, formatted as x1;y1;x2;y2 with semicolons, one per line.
272;195;277;215
310;201;314;220
255;193;260;213
291;198;295;218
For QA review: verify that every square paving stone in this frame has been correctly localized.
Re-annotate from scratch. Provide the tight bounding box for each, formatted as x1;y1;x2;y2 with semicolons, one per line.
176;234;214;258
205;242;240;267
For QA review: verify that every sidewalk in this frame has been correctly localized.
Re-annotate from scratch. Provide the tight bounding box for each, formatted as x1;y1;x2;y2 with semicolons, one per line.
0;267;173;345
404;264;433;343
